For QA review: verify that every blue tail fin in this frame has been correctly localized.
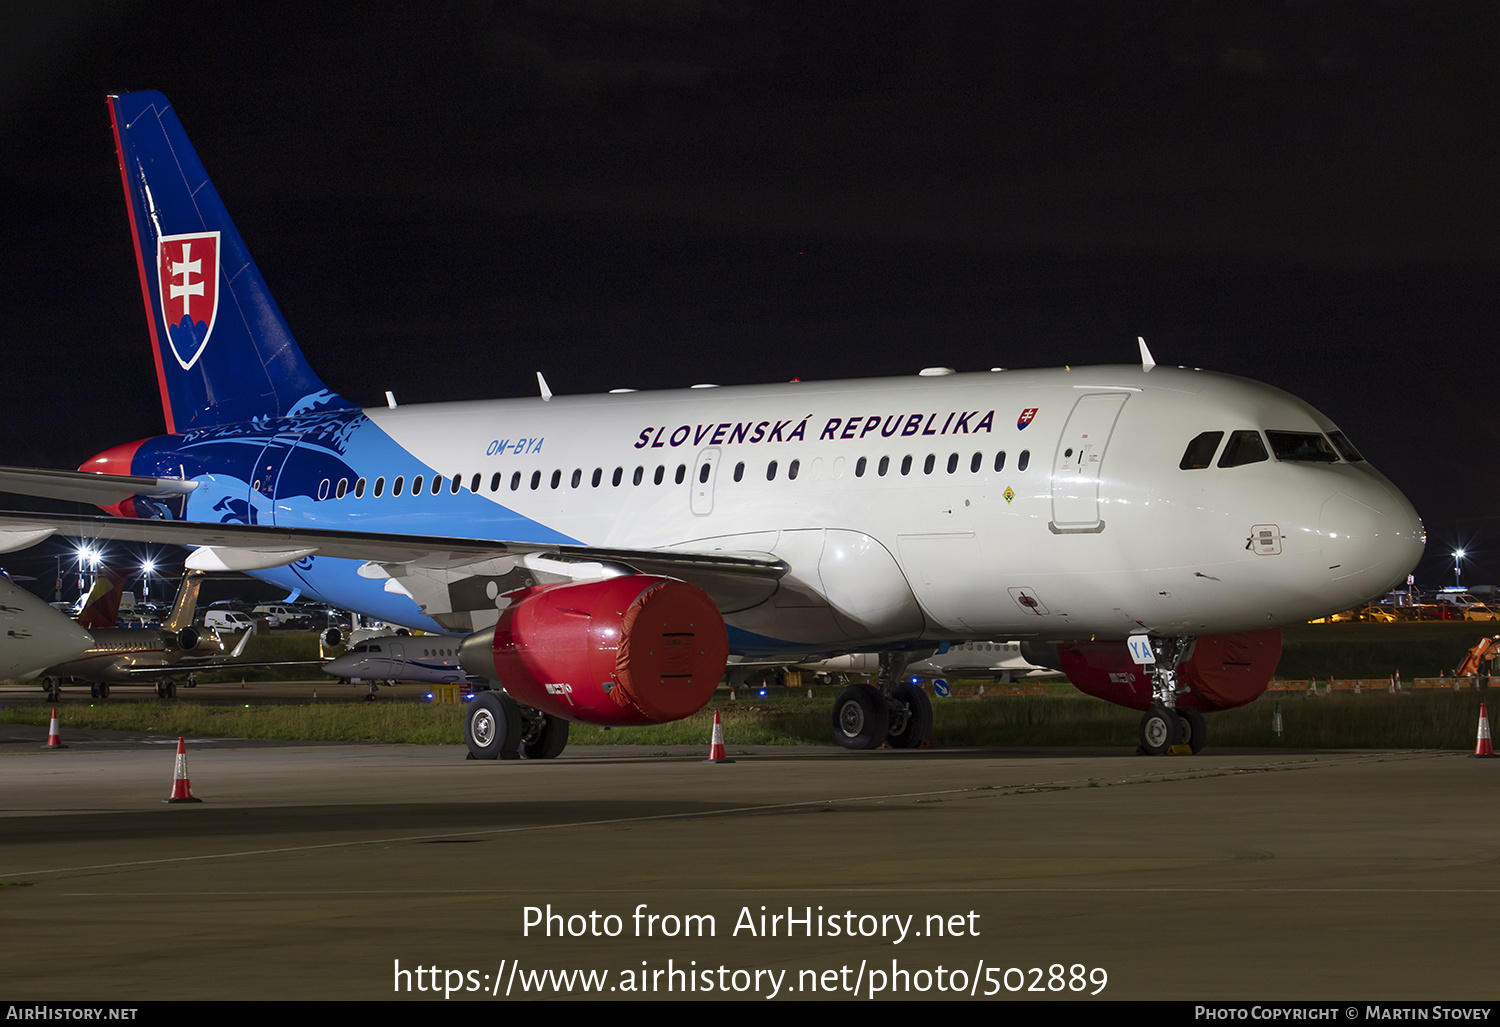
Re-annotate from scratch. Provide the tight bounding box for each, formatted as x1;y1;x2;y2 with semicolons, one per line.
108;91;356;433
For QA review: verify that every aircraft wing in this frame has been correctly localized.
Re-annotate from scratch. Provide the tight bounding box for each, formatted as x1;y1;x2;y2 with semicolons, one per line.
0;466;197;506
0;511;789;613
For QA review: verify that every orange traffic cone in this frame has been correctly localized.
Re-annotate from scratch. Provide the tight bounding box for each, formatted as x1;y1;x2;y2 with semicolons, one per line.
1473;704;1496;758
42;707;67;749
164;736;203;802
703;710;734;764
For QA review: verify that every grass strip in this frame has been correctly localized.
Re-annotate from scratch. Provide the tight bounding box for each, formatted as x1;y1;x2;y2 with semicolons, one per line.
0;689;1490;749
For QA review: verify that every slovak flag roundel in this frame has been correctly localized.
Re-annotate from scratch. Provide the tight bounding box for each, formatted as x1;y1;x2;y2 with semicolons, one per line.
157;231;220;370
1017;407;1038;430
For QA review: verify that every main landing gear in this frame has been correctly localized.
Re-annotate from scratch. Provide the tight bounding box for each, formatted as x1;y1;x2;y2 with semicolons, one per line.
1136;635;1206;756
464;689;569;761
831;651;934;750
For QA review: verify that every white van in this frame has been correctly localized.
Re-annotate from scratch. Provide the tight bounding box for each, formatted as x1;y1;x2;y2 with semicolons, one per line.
204;609;258;633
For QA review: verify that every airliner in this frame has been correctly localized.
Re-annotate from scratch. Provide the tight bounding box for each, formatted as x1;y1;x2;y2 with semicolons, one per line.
0;91;1425;759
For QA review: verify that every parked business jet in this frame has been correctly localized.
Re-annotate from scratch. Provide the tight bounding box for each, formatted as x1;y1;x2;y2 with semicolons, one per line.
0;91;1424;757
802;641;1063;686
37;571;242;699
322;634;484;696
0;576;95;681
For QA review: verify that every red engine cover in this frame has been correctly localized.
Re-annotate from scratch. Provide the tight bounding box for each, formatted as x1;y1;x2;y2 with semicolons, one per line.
1055;629;1282;712
487;576;728;726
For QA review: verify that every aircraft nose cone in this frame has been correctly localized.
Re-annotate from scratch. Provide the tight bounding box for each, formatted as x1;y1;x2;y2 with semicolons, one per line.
1319;480;1425;601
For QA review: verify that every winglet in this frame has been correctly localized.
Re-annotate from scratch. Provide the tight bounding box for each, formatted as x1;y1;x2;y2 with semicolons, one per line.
537;372;553;402
1138;336;1156;372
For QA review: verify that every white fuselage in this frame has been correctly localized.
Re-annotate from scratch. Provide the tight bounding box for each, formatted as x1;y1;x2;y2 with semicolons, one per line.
190;364;1422;654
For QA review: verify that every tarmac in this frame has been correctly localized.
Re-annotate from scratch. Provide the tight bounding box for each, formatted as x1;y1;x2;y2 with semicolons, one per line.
1;722;1496;1001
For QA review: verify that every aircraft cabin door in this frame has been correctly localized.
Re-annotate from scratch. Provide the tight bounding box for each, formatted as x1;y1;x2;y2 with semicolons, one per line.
1049;392;1129;533
691;447;721;516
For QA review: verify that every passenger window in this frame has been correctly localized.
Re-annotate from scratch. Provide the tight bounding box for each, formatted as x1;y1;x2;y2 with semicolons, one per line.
530;470;541;490
1217;430;1269;468
1018;450;1030;471
699;463;711;484
373;477;385;498
510;471;521;491
450;475;461;494
675;465;686;485
355;477;366;498
855;456;867;477
571;469;582;488
633;466;643;486
333;478;346;500
923;454;935;474
878;456;889;477
788;459;800;481
654;466;664;485
472;473;482;492
490;472;501;492
411;475;423;495
612;467;622;487
1179;431;1224;470
733;462;744;482
550;470;561;489
767;460;778;481
970;452;981;473
994;451;1006;472
901;455;912;475
591;468;602;487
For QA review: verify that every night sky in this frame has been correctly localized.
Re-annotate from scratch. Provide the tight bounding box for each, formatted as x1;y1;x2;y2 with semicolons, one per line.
2;2;1498;591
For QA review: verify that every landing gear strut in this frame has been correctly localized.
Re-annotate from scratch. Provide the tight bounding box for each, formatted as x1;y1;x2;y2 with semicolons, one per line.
831;650;935;750
519;712;569;760
1136;634;1200;756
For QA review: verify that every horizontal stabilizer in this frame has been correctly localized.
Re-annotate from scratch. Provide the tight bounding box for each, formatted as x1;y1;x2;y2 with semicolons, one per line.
0;465;196;506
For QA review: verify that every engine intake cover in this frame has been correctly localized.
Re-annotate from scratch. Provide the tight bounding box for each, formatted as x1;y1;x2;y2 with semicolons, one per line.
1055;629;1282;712
469;575;728;726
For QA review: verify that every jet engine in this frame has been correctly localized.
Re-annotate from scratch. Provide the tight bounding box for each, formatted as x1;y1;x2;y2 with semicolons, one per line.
1046;629;1282;712
458;575;728;726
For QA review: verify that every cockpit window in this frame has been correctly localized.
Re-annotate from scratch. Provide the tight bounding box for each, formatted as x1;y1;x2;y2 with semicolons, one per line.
1217;430;1269;468
1179;431;1223;470
1266;431;1339;463
1326;430;1365;463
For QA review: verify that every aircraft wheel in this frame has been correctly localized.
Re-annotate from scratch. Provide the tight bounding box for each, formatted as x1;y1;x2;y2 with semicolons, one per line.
1139;706;1181;756
154;681;166;699
465;690;522;760
98;684;110;699
886;682;932;749
186;675;197;689
1178;707;1207;755
166;680;178;699
90;684;100;699
44;677;61;702
519;713;570;760
832;683;889;750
